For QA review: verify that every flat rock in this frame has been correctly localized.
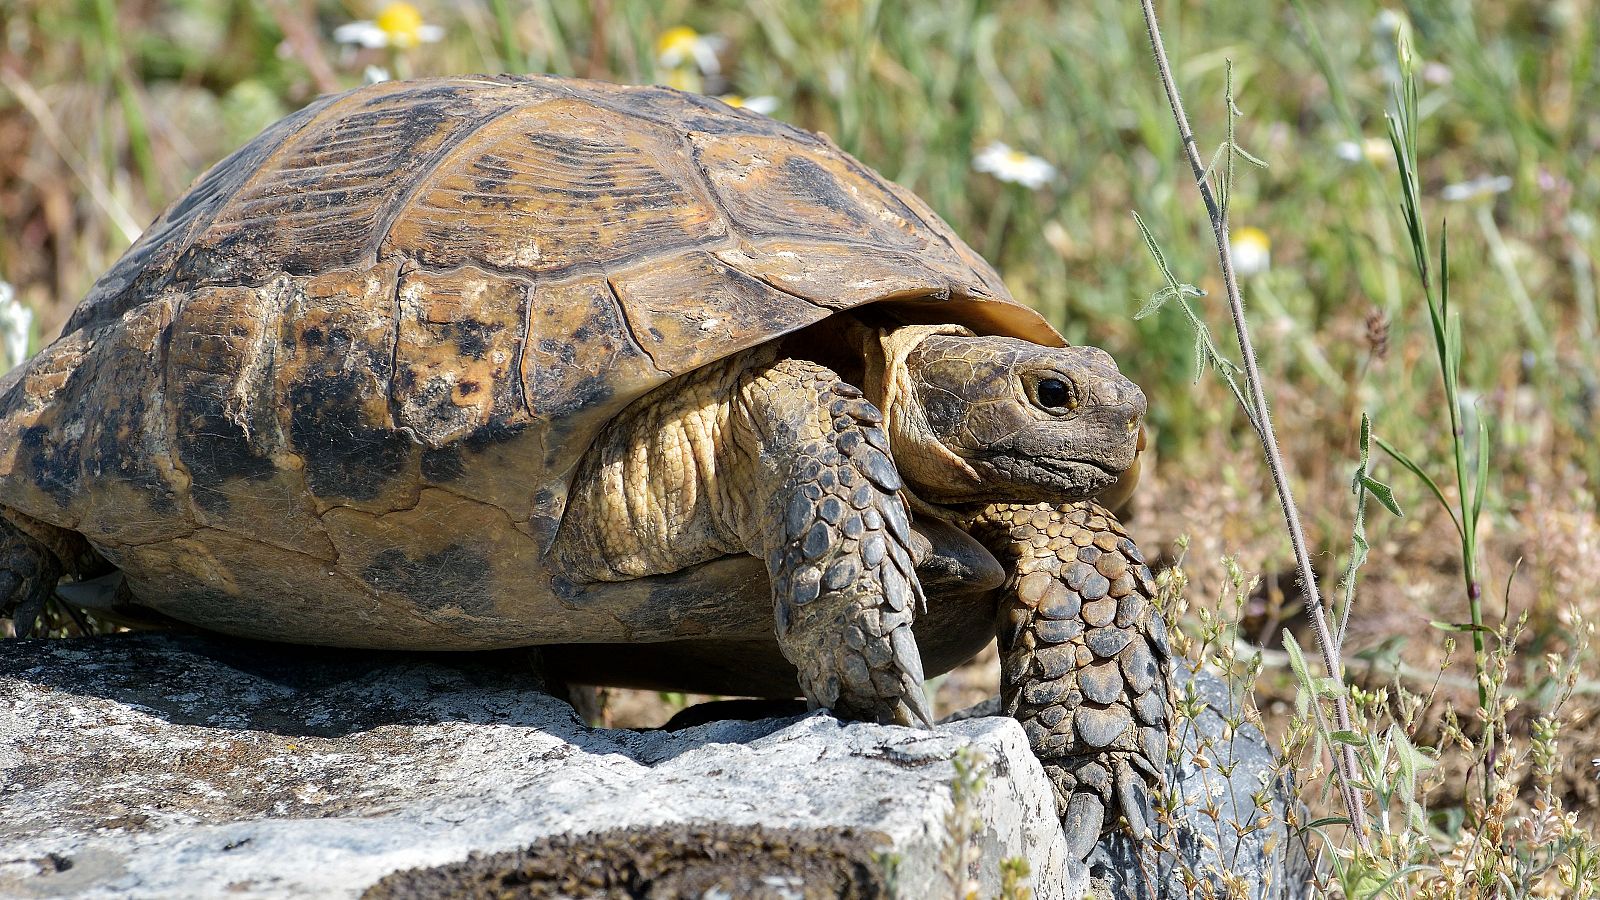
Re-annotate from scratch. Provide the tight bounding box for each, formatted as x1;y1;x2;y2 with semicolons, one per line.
0;633;1084;899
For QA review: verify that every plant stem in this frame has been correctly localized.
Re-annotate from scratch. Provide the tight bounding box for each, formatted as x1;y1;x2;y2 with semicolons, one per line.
1137;0;1371;850
262;0;341;95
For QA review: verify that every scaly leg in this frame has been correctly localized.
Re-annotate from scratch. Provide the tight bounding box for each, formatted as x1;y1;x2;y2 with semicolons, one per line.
740;360;933;727
968;500;1171;861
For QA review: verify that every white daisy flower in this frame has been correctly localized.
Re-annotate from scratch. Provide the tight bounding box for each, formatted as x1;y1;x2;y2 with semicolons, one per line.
1440;175;1512;202
656;26;726;76
973;141;1056;190
1334;136;1395;164
1229;227;1272;276
363;65;391;84
719;94;779;115
334;3;443;50
0;281;32;373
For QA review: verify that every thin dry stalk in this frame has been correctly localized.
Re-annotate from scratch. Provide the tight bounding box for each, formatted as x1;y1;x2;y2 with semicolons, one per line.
263;0;342;95
1136;0;1371;850
0;65;143;244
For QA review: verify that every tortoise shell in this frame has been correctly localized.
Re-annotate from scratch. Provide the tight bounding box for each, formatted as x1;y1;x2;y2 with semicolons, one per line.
0;75;1060;649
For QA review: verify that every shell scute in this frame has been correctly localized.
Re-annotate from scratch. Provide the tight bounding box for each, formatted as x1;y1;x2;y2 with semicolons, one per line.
62;93;339;337
393;266;531;448
274;263;419;512
688;130;927;253
384;97;727;273
177;81;489;286
521;274;662;478
605;250;830;377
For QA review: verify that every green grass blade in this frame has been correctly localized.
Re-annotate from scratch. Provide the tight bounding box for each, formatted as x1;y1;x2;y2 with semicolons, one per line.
1373;435;1463;541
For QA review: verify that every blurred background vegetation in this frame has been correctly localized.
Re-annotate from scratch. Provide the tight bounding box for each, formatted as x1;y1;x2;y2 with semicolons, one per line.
1;0;1596;860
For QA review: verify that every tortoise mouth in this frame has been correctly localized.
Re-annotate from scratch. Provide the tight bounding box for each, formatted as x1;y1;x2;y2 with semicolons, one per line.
993;455;1125;503
1056;459;1124;497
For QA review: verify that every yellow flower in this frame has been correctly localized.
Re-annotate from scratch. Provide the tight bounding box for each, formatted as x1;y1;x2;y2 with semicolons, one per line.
662;68;700;93
656;25;725;75
334;2;443;50
719;94;779;115
1229;227;1271;276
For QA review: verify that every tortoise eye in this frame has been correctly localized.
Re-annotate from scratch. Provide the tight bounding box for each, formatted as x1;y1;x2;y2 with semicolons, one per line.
1035;377;1075;410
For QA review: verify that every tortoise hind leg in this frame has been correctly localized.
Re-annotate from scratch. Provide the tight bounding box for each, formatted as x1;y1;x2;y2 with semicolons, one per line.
968;500;1171;862
1;513;65;638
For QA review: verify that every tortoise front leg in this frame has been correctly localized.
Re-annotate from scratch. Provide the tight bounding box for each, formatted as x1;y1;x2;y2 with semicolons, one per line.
743;361;933;727
552;351;932;727
969;500;1171;861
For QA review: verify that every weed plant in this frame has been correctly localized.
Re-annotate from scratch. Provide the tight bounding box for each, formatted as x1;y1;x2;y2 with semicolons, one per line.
1135;2;1599;896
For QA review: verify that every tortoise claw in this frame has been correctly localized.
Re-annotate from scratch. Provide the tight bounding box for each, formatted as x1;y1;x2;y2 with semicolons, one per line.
1116;756;1152;841
1061;781;1107;862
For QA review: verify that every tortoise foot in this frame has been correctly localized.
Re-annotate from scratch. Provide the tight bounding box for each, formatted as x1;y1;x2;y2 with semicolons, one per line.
1;515;63;638
1049;754;1158;861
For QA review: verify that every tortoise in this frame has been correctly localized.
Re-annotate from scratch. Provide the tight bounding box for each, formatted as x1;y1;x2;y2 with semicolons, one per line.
0;75;1168;859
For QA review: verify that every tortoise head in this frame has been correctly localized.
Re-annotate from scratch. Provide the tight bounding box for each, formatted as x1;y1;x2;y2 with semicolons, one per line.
885;333;1145;505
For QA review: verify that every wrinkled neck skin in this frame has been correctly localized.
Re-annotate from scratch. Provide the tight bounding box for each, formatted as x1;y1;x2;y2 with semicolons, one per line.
863;325;1145;516
859;324;986;516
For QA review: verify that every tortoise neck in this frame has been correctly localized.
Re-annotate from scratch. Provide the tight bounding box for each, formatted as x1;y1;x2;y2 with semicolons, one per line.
863;325;985;512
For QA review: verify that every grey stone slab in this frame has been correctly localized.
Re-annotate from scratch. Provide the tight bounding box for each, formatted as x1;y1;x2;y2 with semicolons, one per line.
0;633;1083;899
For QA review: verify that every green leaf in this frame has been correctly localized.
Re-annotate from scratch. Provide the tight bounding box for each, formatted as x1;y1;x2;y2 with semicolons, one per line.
1330;730;1365;746
1471;416;1489;531
1359;474;1404;518
1192;328;1209;383
1446;314;1463;386
1202;141;1229;190
1232;142;1269;169
1391;728;1435;773
1366;865;1437;900
1373;435;1463;540
1133;289;1168;321
1440;221;1451;319
1304;816;1352;829
1132;211;1180;291
1134;283;1202;320
1351;414;1377;496
1282;630;1313;686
